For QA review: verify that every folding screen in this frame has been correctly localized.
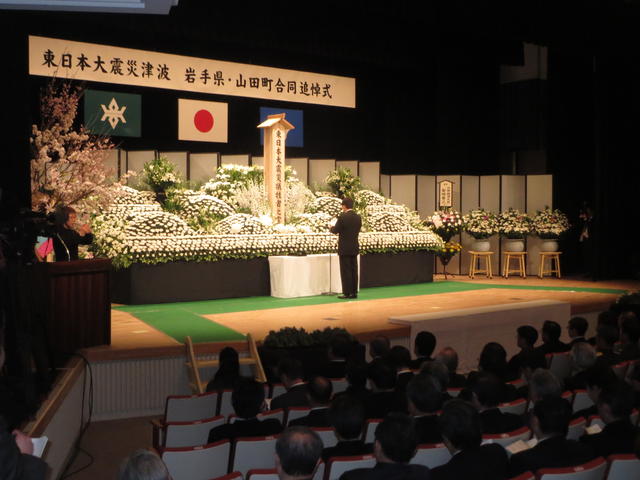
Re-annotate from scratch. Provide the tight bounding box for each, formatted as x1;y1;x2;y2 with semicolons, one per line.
358;162;380;192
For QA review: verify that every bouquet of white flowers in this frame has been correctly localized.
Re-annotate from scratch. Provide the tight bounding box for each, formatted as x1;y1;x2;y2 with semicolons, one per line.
463;208;498;239
497;208;532;239
531;207;570;239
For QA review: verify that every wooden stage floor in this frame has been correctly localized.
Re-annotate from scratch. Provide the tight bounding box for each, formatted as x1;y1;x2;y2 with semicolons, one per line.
88;275;640;361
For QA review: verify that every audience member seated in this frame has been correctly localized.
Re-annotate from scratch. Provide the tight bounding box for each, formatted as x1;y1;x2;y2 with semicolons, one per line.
564;342;597;391
363;360;407;418
567;316;589;349
572;363;617;420
509;396;595;477
629;363;640;408
206;346;240;392
368;336;391;365
276;426;323;480
289;376;332;427
420;361;452;403
339;413;430;480
507;325;539;380
118;449;169;480
595;324;622;367
209;376;283;443
435;347;466;388
527;368;562;405
320;332;353;379
0;417;47;480
588;310;618;346
618;314;640;361
534;320;569;356
470;373;523;435
579;380;638;457
515;349;551;400
388;346;414;391
406;374;443;444
409;331;436;370
271;358;310;410
322;395;372;461
339;360;371;404
466;342;516;390
431;399;508;480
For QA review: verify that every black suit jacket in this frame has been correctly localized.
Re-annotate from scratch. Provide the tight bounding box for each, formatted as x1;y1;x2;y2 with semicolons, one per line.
568;337;588;349
322;440;373;462
363;391;407;419
431;444;508;480
208;417;283;444
535;341;570;356
479;408;524;435
414;415;442;444
0;418;48;480
271;383;309;410
340;461;431;480
579;419;639;457
330;209;361;256
509;435;596;477
288;407;331;427
619;343;640;362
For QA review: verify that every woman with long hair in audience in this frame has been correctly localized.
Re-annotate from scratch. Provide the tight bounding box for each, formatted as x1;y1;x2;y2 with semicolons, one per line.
206;346;240;392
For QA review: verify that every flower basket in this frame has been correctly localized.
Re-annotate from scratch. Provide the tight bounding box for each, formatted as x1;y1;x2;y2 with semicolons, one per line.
463;209;498;240
531;207;570;240
497;208;532;239
427;209;463;242
436;241;462;279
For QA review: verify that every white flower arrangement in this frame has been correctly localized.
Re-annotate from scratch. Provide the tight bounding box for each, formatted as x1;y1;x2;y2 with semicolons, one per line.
355;189;386;207
125;211;195;237
531;207;570;239
497;208;533;239
308;196;342;217
366;211;411;232
291;213;333;233
365;204;406;215
215;213;269;235
112;186;157;205
463;208;498;239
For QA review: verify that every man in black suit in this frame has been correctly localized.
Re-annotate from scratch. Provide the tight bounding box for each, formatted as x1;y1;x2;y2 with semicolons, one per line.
565;342;597;391
431;399;508;480
363;361;406;419
572;363;617;420
580;381;639;457
619;315;640;361
275;426;323;480
470;373;523;435
208;377;283;443
406;374;443;444
409;331;436;369
319;332;352;379
271;358;309;411
535;320;569;356
289;376;332;427
435;347;466;388
339;413;431;480
509;397;595;477
507;325;538;379
594;324;622;367
322;395;372;461
330;197;361;299
388;346;414;391
567;316;589;349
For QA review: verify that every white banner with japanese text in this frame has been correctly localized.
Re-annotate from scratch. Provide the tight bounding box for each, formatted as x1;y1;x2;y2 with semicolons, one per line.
28;35;356;108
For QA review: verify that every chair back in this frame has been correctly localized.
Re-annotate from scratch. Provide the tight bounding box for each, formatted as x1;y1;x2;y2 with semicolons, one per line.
164;415;225;448
412;443;452;469
211;472;243;480
218;389;234;417
258;409;285;424
630;408;639;426
572;390;594;413
482;426;531;447
548;353;573;381
508;473;535;480
325;455;376;480
162;439;231;480
246;469;278;480
270;383;286;399
286;406;311;425
537;457;607;480
446;387;462;397
362;418;383;444
330;378;349;395
566;417;586;441
606;454;640;480
311;427;338;448
231;435;280;476
498;398;527;416
587;416;605;429
612;361;630;379
165;392;218;422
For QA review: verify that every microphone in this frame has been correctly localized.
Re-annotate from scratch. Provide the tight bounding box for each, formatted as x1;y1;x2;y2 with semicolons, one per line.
56;232;71;261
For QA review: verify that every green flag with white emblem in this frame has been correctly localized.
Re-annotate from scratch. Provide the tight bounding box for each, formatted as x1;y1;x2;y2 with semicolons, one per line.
84;89;141;137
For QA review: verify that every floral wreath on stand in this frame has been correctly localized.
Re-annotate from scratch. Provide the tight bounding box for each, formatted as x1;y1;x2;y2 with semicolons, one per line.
497;208;532;239
436;241;462;280
531;207;570;239
463;209;498;239
426;208;463;242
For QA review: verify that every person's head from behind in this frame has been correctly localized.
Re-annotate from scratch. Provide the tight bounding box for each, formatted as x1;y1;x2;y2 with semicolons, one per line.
531;396;572;439
341;197;354;211
584;363;617;403
617;310;637;330
306;376;332;407
216;346;240;378
597;310;618;329
620;315;640;346
598;381;635;424
373;413;417;464
568;316;589;339
438;399;482;455
328;395;365;441
367;359;396;391
478;342;508;378
278;357;304;387
414;331;436;359
596;324;619;351
419;360;449;391
542;320;562;344
529;368;562;403
406;374;442;415
435;347;459;375
275;427;323;480
388;345;412;371
232;376;266;418
346;359;368;389
470;373;503;411
118;449;169;480
570;342;597;372
328;332;352;361
369;336;391;360
519;349;548;380
517;325;538;350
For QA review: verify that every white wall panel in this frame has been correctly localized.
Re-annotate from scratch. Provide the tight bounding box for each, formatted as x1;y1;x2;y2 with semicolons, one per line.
221;154;250;166
103;149;120;182
417;176;436;220
309;159;336;189
336;160;359;176
287;157;309;185
390;175;416;210
126;150;156;185
252;156;264;167
460;176;480;274
158;151;188;179
480;176;501;274
526;175;554;274
359;162;380;192
380;175;391;198
501;175;526;211
190;153;219;183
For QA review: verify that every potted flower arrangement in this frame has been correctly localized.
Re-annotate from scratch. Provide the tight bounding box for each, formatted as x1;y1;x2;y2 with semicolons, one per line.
531;207;570;252
463;208;498;251
325;167;362;199
497;208;532;252
427;208;463;242
436;240;462;279
142;156;182;203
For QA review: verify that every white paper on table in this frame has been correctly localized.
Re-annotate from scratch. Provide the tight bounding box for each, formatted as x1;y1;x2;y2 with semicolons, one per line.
585;424;602;435
31;436;48;458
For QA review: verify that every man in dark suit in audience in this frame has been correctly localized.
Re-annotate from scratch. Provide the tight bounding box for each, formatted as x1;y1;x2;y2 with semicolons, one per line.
340;360;371;404
406;374;443;444
208;377;283;443
320;332;352;379
271;358;309;410
470;373;523;435
564;342;597;391
420;361;453;404
435;347;466;388
580;381;639;457
322;395;372;461
535;320;569;356
507;325;538;379
509;397;595;477
363;360;406;419
410;331;436;369
572;363;617;419
431;399;508;480
276;426;323;480
289;376;332;427
567;317;589;349
330;197;361;299
339;413;431;480
368;336;390;365
594;324;622;367
619;315;640;361
388;346;414;391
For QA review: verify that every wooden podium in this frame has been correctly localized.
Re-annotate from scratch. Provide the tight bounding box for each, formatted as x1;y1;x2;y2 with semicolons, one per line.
37;258;111;365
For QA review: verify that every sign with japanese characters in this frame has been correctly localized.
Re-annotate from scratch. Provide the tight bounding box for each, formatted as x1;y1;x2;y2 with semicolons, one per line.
84;89;141;137
29;35;356;108
438;180;454;208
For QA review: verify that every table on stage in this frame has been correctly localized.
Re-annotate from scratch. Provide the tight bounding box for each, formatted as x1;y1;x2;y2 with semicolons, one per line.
267;254;361;298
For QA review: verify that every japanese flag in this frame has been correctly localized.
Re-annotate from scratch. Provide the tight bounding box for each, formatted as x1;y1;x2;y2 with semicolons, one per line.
178;99;228;143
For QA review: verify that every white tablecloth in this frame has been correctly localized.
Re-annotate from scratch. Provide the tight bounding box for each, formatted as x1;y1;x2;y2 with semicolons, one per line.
268;254;360;298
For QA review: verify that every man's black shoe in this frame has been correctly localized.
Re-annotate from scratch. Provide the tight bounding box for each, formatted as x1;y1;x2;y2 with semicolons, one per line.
349;294;358;299
338;294;350;299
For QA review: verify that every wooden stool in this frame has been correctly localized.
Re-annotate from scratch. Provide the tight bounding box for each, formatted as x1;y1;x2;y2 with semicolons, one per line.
468;251;494;279
503;251;527;278
539;252;562;279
